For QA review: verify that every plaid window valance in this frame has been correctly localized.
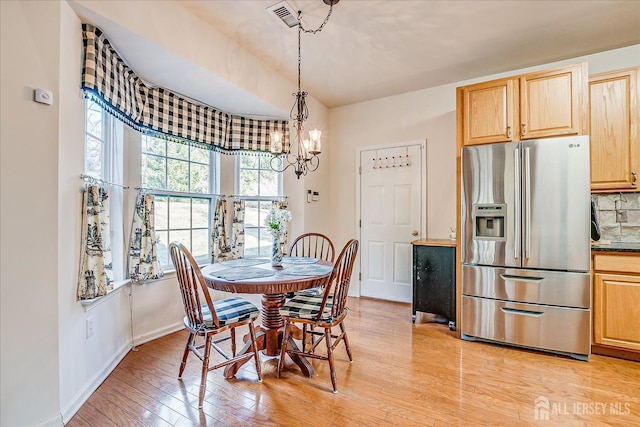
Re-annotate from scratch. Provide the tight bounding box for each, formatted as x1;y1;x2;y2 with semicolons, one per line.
81;23;289;153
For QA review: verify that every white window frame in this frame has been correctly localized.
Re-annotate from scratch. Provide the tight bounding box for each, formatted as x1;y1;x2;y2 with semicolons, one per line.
235;153;283;258
140;135;218;268
84;99;125;283
235;153;283;197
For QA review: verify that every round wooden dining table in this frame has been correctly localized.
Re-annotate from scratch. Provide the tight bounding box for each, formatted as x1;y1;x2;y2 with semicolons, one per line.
201;258;333;378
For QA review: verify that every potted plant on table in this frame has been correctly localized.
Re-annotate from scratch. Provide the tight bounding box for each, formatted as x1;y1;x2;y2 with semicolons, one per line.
265;206;292;267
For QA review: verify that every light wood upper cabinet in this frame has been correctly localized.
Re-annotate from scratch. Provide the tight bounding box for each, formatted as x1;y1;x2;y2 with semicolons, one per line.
589;67;639;192
461;78;518;145
520;63;587;139
593;253;640;353
458;63;587;146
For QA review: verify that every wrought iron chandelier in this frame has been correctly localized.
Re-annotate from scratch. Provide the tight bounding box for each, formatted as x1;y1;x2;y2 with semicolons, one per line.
270;0;339;179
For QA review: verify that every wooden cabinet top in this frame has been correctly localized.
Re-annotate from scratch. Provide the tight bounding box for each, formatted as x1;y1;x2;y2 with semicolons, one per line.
411;238;457;248
592;251;640;274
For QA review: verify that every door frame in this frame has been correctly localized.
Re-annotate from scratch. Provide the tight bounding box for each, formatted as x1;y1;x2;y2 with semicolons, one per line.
353;139;427;297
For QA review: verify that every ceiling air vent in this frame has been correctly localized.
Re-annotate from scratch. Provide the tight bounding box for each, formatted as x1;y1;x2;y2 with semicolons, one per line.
266;1;299;28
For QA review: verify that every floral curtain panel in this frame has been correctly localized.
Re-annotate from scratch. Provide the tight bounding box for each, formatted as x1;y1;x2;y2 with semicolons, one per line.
273;200;290;254
211;198;232;262
211;198;246;262
231;200;245;259
129;193;164;283
77;185;113;300
81;23;289;154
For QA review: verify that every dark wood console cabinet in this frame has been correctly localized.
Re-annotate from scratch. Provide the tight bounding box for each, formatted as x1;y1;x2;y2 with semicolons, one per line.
412;239;456;330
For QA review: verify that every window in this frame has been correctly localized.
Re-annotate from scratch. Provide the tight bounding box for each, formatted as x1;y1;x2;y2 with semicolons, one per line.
85;99;105;177
84;99;125;281
141;136;216;267
237;154;282;257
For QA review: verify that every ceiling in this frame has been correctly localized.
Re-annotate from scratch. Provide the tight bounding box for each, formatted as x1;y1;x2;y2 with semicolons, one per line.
74;0;640;116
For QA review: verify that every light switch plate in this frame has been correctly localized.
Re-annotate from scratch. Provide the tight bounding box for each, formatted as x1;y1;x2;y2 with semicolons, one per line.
35;88;53;105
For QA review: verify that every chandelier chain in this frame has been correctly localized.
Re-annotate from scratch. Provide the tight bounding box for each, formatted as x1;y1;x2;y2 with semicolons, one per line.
297;12;302;95
300;4;334;34
270;2;336;179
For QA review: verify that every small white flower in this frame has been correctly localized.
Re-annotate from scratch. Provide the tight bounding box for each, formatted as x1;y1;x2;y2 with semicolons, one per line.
265;207;292;235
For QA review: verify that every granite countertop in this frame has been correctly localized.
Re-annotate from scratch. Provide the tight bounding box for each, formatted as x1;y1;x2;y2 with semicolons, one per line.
591;241;640;253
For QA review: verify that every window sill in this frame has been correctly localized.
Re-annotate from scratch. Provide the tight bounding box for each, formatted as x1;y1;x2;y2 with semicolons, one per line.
131;270;176;284
80;279;131;311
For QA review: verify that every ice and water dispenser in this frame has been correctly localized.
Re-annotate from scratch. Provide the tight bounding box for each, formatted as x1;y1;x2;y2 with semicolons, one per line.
473;204;505;240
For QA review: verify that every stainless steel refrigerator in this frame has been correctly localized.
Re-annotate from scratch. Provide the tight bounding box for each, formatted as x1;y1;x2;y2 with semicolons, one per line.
461;135;591;360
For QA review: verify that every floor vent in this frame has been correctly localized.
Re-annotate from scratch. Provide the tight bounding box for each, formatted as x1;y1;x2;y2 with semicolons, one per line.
266;1;299;28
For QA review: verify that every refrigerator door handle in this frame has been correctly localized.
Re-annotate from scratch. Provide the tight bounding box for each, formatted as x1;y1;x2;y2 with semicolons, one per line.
524;146;531;259
514;147;520;260
500;307;545;317
499;274;544;283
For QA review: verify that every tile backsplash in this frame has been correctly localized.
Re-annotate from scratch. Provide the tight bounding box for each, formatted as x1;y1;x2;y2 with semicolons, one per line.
591;192;640;242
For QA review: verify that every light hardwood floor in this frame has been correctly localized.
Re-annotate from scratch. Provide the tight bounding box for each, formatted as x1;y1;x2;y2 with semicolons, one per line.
68;297;639;426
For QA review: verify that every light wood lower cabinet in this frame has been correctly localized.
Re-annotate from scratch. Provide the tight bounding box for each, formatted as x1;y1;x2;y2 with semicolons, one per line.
592;253;640;358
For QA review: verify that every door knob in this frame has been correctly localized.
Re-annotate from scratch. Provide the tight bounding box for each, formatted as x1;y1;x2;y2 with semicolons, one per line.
412;230;419;236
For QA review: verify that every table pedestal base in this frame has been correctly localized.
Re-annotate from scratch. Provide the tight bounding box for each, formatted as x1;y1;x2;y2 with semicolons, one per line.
222;293;314;379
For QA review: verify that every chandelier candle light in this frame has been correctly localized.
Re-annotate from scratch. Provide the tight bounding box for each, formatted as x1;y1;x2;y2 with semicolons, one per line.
269;0;339;179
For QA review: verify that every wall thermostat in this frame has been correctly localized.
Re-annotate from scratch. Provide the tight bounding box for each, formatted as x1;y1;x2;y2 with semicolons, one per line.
35;89;53;105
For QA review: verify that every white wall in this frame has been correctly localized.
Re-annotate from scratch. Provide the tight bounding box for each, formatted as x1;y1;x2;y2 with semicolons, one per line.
1;1;63;425
55;2;153;422
328;44;640;296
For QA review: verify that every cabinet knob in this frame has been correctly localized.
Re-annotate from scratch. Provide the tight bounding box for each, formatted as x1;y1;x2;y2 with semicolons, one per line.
522;123;527;136
507;125;512;139
412;230;419;236
632;170;637;186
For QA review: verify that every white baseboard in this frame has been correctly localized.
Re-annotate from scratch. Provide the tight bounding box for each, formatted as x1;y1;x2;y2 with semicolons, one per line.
60;340;131;423
60;323;184;423
37;413;64;427
133;322;184;346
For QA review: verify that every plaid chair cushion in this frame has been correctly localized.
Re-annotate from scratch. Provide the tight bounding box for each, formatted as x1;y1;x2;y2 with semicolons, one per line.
280;293;334;320
188;296;259;329
295;286;324;296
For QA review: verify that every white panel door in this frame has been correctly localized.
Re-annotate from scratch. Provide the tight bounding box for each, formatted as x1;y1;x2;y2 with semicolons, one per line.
360;144;422;302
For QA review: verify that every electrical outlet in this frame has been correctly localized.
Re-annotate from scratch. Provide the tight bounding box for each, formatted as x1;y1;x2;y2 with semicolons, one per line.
615;210;628;223
86;316;95;338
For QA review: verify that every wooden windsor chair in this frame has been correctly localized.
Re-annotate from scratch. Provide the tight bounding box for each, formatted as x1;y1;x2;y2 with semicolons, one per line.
289;232;336;262
169;242;262;409
277;239;359;393
287;232;336;299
